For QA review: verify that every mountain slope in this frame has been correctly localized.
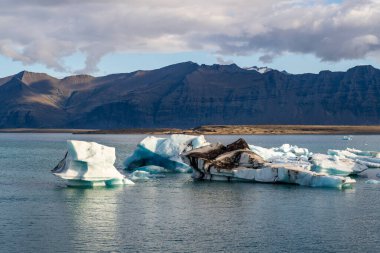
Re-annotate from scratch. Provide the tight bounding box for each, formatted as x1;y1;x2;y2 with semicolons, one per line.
1;63;380;128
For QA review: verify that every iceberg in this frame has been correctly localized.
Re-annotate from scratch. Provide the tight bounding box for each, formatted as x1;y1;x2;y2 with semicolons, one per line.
182;139;355;189
52;140;134;187
124;134;210;172
310;153;367;176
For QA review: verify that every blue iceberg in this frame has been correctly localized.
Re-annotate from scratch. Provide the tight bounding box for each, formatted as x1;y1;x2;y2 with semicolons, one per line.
124;134;210;173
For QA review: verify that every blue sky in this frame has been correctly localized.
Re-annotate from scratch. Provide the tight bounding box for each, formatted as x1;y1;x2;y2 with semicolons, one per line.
1;0;379;77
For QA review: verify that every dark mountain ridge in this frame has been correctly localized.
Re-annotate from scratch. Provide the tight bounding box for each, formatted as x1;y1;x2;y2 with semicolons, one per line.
1;62;380;128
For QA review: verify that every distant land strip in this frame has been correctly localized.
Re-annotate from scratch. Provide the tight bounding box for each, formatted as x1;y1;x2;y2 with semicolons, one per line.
2;125;380;135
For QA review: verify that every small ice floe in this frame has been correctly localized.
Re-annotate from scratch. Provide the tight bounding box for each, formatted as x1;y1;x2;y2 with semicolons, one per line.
130;170;151;181
52;140;134;187
342;135;353;140
129;166;167;181
124;134;210;173
365;179;380;184
181;139;355;189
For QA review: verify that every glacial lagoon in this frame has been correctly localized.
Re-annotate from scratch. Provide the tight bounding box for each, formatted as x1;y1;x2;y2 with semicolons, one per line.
1;133;380;252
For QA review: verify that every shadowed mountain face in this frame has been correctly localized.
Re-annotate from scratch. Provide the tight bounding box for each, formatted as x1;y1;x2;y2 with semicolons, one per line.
1;63;380;128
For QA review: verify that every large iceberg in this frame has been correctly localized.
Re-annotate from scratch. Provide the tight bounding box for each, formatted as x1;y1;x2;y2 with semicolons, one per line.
182;139;355;189
52;140;134;187
124;134;210;173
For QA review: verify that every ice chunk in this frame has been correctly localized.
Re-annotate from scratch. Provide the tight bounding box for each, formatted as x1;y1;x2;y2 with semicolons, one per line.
130;170;151;181
52;140;134;187
182;139;355;189
248;145;285;161
346;148;380;157
124;134;210;173
327;149;357;158
310;153;367;176
365;179;380;184
327;148;380;171
342;135;353;140
135;165;169;174
249;144;311;166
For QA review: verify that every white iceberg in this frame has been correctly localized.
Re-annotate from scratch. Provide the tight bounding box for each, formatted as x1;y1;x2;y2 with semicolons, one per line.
124;134;210;173
52;140;134;187
310;153;367;176
182;139;355;189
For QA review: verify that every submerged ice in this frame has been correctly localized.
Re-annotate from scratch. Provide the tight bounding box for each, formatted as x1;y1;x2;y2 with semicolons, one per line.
52;140;134;187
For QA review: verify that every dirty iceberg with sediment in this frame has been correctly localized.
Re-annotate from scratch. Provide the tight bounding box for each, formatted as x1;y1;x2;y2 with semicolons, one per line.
181;138;355;189
123;134;380;188
52;140;134;187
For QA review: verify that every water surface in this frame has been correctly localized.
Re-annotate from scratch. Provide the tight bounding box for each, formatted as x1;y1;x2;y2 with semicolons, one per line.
0;134;379;252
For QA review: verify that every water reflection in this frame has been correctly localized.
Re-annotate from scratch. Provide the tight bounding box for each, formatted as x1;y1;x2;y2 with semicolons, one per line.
58;186;125;252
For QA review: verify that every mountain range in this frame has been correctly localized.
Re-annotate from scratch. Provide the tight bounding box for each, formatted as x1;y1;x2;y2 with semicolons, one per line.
1;62;380;129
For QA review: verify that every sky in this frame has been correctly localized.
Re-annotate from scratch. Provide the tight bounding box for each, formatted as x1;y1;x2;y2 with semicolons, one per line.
1;0;380;77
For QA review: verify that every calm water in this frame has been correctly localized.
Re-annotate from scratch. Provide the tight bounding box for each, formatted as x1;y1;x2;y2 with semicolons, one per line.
0;133;379;253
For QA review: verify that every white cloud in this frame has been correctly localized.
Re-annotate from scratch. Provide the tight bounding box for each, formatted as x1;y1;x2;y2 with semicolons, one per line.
0;0;380;73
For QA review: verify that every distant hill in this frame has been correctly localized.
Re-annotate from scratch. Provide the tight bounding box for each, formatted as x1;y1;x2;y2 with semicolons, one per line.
1;62;380;128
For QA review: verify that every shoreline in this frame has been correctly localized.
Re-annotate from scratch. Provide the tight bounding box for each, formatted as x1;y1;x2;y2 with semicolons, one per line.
1;125;380;135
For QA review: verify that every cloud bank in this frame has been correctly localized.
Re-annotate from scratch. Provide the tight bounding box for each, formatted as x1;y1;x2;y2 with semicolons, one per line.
0;0;380;73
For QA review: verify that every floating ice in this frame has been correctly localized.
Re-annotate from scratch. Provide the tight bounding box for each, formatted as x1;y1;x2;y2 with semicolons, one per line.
123;134;379;187
326;148;380;171
130;170;151;181
365;179;380;184
310;153;367;176
135;165;169;174
124;134;210;172
342;135;353;140
52;140;134;187
346;148;380;158
182;139;355;189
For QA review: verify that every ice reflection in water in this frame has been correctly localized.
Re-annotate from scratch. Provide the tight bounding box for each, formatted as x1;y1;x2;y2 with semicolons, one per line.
56;186;125;252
